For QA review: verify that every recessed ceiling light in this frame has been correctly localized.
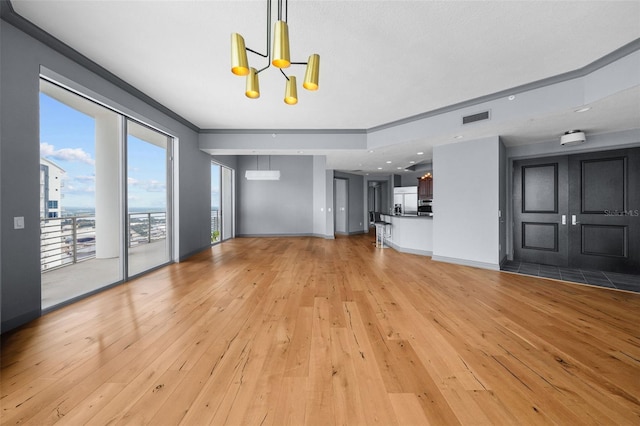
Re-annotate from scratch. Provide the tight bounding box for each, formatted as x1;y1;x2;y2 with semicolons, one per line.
386;161;392;164
297;151;303;154
417;152;424;155
368;150;374;153
454;135;463;139
409;161;415;164
575;107;591;113
508;95;516;101
377;167;383;170
397;167;402;169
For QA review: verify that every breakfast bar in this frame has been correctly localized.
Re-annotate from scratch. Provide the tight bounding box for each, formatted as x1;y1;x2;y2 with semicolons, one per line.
380;214;433;256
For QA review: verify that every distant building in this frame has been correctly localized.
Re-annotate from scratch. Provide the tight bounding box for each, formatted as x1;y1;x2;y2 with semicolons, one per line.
40;157;65;219
40;158;65;270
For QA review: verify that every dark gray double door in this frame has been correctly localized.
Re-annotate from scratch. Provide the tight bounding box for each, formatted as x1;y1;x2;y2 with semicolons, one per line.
514;148;640;274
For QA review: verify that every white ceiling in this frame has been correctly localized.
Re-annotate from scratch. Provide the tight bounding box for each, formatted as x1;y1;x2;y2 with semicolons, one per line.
10;0;640;173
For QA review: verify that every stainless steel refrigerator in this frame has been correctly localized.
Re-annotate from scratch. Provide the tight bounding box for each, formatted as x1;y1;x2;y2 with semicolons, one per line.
393;186;418;215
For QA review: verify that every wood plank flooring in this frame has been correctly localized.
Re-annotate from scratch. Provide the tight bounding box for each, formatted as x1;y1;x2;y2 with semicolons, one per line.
2;235;639;425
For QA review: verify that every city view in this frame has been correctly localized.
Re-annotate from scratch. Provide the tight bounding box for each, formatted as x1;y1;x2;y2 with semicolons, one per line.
39;87;221;279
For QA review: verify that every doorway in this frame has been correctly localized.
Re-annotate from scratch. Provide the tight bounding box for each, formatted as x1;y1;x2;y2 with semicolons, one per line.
513;147;640;275
211;161;235;244
334;178;348;235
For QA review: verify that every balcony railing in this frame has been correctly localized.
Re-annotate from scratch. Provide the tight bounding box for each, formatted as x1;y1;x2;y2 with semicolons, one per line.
128;212;167;248
211;210;220;243
41;212;167;272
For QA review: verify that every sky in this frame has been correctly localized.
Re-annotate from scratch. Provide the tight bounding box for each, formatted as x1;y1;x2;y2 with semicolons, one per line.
211;163;220;210
40;92;170;211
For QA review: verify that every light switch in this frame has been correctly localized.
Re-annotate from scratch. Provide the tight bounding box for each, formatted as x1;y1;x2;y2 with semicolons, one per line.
14;216;25;229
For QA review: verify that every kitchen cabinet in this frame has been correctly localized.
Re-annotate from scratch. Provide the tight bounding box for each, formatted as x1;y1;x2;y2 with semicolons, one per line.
418;173;433;200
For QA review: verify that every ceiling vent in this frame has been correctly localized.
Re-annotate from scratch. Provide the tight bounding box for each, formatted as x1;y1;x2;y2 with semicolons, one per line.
462;110;490;125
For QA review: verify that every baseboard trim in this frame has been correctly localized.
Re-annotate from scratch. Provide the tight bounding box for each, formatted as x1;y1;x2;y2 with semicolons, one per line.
1;309;41;335
179;245;212;262
387;241;432;257
313;233;335;240
431;255;500;271
237;233;316;238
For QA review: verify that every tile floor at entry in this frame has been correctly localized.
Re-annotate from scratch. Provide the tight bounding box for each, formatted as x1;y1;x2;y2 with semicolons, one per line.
501;260;640;293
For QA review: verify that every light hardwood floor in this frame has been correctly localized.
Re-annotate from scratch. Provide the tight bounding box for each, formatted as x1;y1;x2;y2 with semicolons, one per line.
2;235;639;425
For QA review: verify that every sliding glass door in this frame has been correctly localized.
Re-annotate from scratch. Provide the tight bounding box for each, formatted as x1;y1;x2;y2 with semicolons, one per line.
39;79;173;310
211;163;221;243
211;161;234;244
39;80;124;309
126;120;171;276
221;166;234;241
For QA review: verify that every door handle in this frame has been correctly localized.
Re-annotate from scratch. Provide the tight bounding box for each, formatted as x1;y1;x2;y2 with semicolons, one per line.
561;215;566;225
572;214;580;225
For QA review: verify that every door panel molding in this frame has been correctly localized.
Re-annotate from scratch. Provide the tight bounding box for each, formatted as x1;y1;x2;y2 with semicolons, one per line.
522;222;558;251
522;164;558;213
581;224;628;258
513;156;568;266
581;157;627;214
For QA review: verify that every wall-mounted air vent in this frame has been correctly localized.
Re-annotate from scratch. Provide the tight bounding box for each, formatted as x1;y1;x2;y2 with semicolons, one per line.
462;110;490;125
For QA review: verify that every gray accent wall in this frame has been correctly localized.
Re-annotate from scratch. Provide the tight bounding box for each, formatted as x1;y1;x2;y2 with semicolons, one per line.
1;19;210;332
432;136;501;270
236;155;313;236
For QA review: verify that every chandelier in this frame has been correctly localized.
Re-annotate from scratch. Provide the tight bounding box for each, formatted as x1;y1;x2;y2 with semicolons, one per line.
231;0;320;105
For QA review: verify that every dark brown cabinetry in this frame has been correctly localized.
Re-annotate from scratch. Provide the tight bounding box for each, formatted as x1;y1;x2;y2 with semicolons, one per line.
418;173;433;201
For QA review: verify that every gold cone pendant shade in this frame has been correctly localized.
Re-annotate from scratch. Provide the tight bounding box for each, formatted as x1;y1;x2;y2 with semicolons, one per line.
246;68;260;98
284;76;298;105
272;21;291;68
231;33;249;76
303;54;320;91
230;1;319;105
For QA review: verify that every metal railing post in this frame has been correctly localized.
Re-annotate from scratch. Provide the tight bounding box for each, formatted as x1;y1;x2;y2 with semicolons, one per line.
148;212;151;243
72;217;78;264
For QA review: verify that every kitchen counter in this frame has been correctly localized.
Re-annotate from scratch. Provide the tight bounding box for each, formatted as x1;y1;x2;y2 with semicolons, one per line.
381;214;433;256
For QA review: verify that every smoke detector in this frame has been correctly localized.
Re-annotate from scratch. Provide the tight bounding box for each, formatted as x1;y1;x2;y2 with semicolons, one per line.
560;130;586;146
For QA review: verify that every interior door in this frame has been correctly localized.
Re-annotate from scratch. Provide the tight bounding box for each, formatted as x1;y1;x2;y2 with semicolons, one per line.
568;148;640;273
513;156;569;266
335;178;348;234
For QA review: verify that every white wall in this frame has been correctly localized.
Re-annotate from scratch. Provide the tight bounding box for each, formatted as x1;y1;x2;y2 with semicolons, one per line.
433;136;501;269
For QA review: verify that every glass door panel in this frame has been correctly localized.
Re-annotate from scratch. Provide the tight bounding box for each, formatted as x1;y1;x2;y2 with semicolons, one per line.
39;80;123;309
211;163;221;243
126;120;171;276
222;166;234;240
